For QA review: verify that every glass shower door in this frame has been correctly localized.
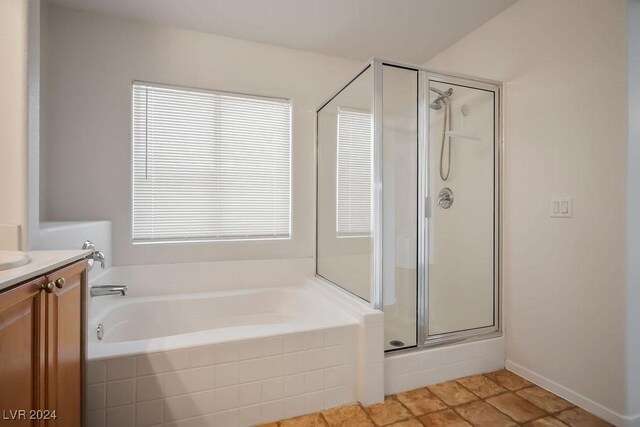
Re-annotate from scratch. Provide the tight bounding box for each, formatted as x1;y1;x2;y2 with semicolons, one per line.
424;74;499;342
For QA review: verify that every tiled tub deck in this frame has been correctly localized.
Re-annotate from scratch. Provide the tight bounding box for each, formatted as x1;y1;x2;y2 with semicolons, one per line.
264;369;612;427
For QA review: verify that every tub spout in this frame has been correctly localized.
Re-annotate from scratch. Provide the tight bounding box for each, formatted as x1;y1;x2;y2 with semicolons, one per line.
90;285;127;297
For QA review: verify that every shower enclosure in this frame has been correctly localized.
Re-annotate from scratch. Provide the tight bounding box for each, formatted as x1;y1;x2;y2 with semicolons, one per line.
316;59;501;351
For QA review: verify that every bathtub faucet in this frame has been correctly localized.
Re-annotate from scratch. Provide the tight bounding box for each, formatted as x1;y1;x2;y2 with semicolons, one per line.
90;285;128;297
82;240;106;270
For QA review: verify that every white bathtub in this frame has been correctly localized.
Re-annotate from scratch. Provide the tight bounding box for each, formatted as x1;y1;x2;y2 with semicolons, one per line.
88;284;358;360
85;259;384;427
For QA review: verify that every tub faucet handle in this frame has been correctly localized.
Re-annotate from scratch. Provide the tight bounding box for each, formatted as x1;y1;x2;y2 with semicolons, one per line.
93;251;106;269
83;240;106;270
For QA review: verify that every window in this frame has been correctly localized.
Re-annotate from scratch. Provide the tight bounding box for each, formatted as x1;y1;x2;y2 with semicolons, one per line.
132;82;291;243
336;108;372;237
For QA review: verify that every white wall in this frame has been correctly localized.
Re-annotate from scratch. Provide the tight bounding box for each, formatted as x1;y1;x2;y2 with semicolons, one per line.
627;0;640;423
42;6;360;266
426;0;629;423
0;0;29;250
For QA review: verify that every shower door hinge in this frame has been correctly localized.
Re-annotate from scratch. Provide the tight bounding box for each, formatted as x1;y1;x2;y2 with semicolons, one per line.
425;196;432;218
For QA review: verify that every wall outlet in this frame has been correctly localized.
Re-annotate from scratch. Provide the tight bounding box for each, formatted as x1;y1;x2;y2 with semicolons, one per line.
551;197;572;218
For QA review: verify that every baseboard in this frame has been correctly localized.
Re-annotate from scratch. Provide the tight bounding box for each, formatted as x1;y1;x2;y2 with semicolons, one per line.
506;360;639;427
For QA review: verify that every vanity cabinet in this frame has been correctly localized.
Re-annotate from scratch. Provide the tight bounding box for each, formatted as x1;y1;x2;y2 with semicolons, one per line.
0;259;86;427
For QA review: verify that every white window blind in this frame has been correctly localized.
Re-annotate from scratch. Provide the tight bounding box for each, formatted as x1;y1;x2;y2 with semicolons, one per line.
132;83;291;243
336;108;372;237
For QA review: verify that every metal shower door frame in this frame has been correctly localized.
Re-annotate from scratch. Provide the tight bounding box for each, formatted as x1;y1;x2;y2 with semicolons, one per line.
418;69;503;348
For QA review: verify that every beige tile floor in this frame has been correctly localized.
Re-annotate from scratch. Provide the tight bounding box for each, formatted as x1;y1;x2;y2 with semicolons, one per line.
260;370;612;427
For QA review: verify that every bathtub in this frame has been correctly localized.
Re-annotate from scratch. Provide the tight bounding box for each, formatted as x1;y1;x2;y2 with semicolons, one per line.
88;285;358;360
85;259;384;427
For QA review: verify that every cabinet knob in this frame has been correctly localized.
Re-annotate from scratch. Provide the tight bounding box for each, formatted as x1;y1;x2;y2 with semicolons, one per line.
41;282;54;293
55;278;66;289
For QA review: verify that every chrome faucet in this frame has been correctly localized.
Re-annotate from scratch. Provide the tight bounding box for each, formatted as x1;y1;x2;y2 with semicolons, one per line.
90;285;128;297
83;240;106;270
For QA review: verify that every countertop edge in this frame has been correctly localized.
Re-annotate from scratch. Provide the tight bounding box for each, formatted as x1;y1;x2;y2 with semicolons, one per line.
0;250;92;292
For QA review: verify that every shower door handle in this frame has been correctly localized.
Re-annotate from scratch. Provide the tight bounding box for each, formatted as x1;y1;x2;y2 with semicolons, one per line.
425;196;432;218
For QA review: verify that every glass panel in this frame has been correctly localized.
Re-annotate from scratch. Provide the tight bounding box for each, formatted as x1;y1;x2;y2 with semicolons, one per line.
428;80;495;336
317;67;374;302
382;65;418;350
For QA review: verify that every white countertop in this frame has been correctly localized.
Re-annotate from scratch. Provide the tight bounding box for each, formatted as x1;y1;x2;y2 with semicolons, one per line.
0;250;92;292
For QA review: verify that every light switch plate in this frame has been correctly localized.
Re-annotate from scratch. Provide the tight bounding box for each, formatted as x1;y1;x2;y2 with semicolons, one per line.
551;197;572;218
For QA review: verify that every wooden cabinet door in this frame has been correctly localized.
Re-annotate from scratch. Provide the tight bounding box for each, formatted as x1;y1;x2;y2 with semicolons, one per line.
0;277;45;426
45;261;86;427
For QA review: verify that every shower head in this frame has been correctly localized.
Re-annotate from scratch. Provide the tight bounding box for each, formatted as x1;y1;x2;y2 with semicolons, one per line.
430;100;443;110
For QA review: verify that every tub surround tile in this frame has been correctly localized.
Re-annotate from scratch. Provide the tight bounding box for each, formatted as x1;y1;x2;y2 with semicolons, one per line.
215;343;239;363
305;331;324;350
106;404;135;427
263;377;284;401
396;388;447;416
305;391;325;413
189;346;215;368
485;369;533;391
418;409;472;426
516;386;574;413
283;395;306;419
163;389;217;422
239;339;263;360
87;360;107;384
323;346;343;368
107;357;136;381
324;366;342;389
87;383;106;411
238;404;262;426
364;396;413;425
136;374;165;402
284;373;305;397
305;349;324;371
428;381;479;407
240;381;263;406
284;333;306;353
323;387;347;409
215;362;240;387
304;370;325;393
284;352;305;375
135;399;163;426
215;385;240;412
456;375;506;398
262;355;284;379
323;328;344;347
263;337;284;356
555;408;613;426
239;359;263;383
87;409;106;427
106;378;136;408
136;350;190;376
262;399;284;423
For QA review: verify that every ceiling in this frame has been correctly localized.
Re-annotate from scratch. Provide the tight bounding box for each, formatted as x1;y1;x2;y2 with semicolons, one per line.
47;0;517;64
